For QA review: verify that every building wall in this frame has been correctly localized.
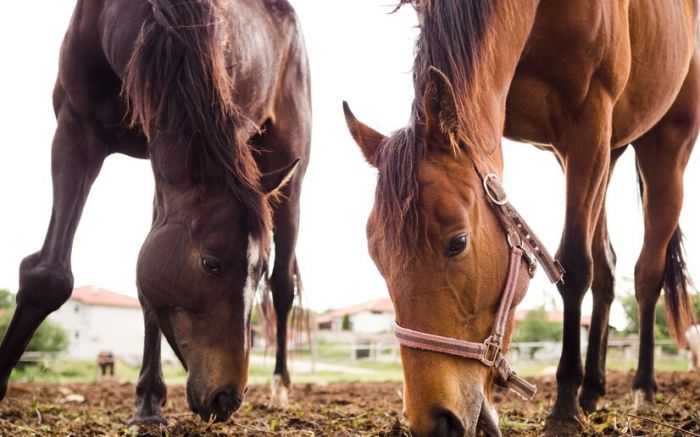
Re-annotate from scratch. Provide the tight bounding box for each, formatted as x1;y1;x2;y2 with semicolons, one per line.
350;311;394;334
49;300;177;363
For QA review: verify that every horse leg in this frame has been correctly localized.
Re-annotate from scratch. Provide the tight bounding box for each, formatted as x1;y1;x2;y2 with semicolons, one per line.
254;123;308;409
0;110;108;400
268;196;302;409
630;74;698;411
251;126;306;410
545;89;612;433
579;147;626;414
128;300;167;426
255;41;310;408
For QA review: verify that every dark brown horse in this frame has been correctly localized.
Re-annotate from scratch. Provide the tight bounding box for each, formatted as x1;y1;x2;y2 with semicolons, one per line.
345;0;698;435
0;0;310;424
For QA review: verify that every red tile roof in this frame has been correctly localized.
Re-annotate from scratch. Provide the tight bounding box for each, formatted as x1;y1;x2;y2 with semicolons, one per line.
316;300;593;327
515;308;592;326
70;286;140;309
317;298;394;324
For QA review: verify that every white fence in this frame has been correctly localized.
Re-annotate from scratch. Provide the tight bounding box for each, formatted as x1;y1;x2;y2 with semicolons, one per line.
275;336;683;363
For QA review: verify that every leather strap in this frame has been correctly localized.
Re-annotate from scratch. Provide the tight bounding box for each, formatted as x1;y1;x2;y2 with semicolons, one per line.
394;246;537;400
392;168;563;402
483;174;564;284
460;140;564;283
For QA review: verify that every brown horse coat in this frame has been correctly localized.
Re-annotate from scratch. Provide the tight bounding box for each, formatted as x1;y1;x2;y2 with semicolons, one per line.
346;0;698;435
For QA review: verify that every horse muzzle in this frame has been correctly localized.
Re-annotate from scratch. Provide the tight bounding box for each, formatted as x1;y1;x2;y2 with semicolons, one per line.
409;397;501;437
187;382;245;422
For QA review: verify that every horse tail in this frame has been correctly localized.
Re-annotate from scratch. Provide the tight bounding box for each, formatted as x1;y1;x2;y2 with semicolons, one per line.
663;227;696;346
257;258;310;351
636;161;696;346
289;259;312;351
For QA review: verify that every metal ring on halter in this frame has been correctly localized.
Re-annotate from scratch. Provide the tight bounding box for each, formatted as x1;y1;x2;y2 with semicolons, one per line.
483;173;508;205
507;230;522;249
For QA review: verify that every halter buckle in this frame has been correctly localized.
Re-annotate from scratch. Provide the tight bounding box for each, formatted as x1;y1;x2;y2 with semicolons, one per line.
523;248;537;277
483;173;508;206
480;336;502;367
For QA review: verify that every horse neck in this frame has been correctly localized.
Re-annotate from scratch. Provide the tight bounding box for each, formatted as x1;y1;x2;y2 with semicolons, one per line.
418;0;540;168
148;134;198;193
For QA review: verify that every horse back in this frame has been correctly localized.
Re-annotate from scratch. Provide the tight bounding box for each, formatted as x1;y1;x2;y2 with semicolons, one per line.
223;0;309;126
612;0;698;144
56;0;304;133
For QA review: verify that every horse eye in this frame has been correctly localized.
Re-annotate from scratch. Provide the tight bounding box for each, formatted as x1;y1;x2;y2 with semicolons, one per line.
445;234;469;257
200;257;222;275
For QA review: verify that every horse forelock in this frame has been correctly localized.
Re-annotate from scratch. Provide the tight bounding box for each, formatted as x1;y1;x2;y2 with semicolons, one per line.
375;0;495;268
374;124;430;269
123;0;271;245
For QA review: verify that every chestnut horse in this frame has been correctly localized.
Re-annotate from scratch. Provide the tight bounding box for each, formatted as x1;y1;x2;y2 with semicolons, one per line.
345;0;698;435
0;0;310;424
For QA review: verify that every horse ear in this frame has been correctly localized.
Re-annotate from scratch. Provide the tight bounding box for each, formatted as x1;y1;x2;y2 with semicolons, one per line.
261;159;300;195
343;101;386;166
423;66;460;150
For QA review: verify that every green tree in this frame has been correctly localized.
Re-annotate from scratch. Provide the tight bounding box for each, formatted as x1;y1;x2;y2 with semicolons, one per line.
0;289;69;353
0;289;14;309
621;292;700;340
513;306;562;343
341;314;352;331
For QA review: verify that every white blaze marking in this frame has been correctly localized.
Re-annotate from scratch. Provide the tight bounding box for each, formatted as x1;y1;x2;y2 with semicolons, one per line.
244;235;261;344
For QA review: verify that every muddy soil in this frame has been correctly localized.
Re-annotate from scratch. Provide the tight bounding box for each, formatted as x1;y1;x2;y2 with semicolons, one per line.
1;371;699;436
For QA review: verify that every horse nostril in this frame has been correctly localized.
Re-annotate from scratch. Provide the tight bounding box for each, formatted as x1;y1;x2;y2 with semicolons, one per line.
432;408;466;437
210;388;242;422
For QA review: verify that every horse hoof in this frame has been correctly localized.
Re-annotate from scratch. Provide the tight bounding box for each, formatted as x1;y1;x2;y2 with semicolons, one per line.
268;375;289;409
543;415;586;436
633;389;655;414
578;394;599;414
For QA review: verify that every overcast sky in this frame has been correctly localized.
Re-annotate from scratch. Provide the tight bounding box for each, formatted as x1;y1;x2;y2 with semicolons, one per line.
0;2;698;329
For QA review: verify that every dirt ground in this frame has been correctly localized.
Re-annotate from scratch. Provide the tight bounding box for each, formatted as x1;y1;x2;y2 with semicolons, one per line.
0;371;699;436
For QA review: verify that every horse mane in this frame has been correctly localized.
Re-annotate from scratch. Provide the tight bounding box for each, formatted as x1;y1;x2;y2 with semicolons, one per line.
404;0;494;143
376;0;494;265
123;0;271;245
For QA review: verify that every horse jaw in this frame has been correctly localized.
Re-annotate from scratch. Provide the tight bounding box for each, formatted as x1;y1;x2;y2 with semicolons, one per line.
269;374;290;409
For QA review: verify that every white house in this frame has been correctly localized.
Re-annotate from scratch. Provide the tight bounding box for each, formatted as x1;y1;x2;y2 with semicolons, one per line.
316;298;395;334
48;285;177;363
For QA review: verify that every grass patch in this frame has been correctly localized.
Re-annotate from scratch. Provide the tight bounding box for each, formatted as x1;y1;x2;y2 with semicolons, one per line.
9;360;187;384
7;349;688;385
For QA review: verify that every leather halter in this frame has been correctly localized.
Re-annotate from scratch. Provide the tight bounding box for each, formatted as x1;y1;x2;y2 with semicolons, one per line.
392;149;565;401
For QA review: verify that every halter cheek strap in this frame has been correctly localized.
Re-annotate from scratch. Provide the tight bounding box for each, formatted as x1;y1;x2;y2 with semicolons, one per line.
392;172;564;401
483;174;564;283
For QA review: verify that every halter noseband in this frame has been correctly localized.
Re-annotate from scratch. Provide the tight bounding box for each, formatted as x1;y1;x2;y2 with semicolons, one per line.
392;164;564;400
